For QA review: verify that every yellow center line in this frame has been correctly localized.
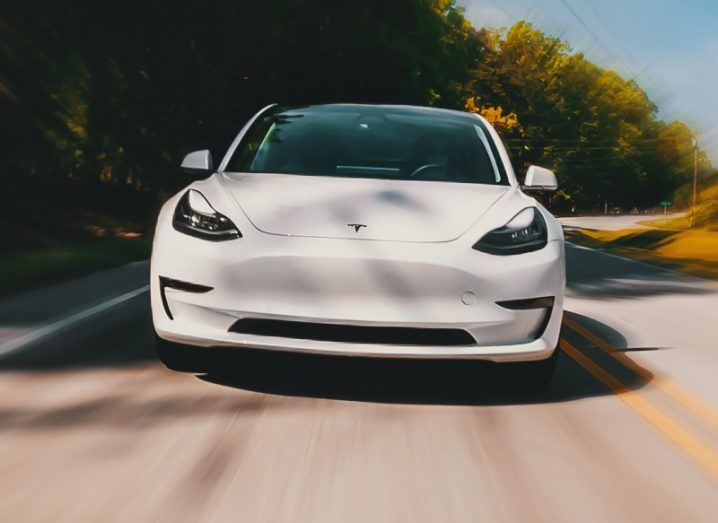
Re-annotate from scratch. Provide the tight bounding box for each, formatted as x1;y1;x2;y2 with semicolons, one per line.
560;338;718;483
564;316;718;434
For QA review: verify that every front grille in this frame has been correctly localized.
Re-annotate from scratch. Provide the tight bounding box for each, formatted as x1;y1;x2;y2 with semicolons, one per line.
228;318;476;346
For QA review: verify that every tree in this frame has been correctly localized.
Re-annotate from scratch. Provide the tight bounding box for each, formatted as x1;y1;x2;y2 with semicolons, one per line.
0;4;708;244
464;21;706;210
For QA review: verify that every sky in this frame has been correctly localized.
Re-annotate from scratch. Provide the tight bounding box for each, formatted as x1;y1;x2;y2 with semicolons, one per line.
457;0;718;164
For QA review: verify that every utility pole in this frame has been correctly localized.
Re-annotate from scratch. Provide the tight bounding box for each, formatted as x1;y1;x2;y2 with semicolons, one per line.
690;135;698;227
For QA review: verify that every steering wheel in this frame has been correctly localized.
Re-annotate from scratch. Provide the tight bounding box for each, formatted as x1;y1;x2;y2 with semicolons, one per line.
410;163;461;180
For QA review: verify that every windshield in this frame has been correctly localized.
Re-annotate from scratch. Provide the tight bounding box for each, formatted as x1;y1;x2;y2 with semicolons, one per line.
225;105;508;185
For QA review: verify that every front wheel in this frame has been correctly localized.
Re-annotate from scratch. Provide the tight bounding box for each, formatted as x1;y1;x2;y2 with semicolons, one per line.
155;334;208;373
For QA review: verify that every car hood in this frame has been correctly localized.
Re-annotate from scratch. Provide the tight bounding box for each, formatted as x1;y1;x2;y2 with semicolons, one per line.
221;172;510;242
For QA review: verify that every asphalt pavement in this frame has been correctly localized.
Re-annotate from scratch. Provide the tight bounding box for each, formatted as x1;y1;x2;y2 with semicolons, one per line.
1;228;717;522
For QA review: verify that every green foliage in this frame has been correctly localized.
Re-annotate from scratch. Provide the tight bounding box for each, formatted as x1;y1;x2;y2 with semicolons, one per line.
465;21;708;210
0;237;150;295
0;1;708;227
1;1;479;190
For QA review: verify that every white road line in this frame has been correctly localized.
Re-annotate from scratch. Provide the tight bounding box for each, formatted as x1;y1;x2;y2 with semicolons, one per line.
0;285;150;359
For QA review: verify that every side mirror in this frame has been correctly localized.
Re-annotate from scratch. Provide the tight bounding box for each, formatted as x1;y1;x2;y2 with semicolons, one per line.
523;165;557;191
181;150;213;174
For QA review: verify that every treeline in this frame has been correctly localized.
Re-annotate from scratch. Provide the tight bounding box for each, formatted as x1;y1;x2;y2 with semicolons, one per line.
468;23;712;212
0;0;709;239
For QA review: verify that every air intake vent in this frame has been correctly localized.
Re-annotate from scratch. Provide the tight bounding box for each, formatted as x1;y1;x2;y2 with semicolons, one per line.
229;319;476;346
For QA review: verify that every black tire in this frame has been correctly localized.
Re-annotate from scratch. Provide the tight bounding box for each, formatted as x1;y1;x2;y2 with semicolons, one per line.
512;348;558;388
155;334;208;373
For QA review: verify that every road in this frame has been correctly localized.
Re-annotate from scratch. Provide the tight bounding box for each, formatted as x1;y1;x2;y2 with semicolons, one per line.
1;234;718;522
558;213;683;230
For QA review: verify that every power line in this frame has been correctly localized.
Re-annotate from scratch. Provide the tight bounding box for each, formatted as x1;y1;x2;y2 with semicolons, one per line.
554;0;618;60
504;137;672;143
503;135;700;146
579;0;641;72
485;0;517;22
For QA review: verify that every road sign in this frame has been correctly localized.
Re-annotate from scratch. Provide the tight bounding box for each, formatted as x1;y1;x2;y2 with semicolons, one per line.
660;201;672;206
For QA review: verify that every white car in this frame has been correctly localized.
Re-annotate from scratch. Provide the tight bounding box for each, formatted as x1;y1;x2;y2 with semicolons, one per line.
151;104;565;385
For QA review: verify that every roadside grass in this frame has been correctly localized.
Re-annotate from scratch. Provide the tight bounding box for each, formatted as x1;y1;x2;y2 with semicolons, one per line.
641;182;718;232
0;237;151;295
565;227;718;280
640;215;692;230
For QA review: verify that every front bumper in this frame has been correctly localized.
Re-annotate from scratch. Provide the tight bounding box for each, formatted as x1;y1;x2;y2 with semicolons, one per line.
151;219;564;362
155;323;559;362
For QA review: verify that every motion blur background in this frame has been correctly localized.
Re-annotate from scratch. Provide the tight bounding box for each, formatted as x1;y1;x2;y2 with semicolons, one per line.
2;2;718;521
1;0;716;292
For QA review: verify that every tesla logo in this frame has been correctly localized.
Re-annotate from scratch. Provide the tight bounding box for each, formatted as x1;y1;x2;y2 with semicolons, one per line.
347;223;367;233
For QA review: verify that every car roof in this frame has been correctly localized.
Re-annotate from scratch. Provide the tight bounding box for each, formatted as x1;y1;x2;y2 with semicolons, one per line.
277;103;482;125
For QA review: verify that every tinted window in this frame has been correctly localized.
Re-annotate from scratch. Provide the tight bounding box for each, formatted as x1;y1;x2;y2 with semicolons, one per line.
226;106;506;185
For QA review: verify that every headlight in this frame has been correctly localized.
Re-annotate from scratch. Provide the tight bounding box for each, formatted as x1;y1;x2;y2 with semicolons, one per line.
473;207;547;255
173;189;241;241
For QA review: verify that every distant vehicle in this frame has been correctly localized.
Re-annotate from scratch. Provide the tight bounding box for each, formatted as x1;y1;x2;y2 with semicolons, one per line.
151;104;565;385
